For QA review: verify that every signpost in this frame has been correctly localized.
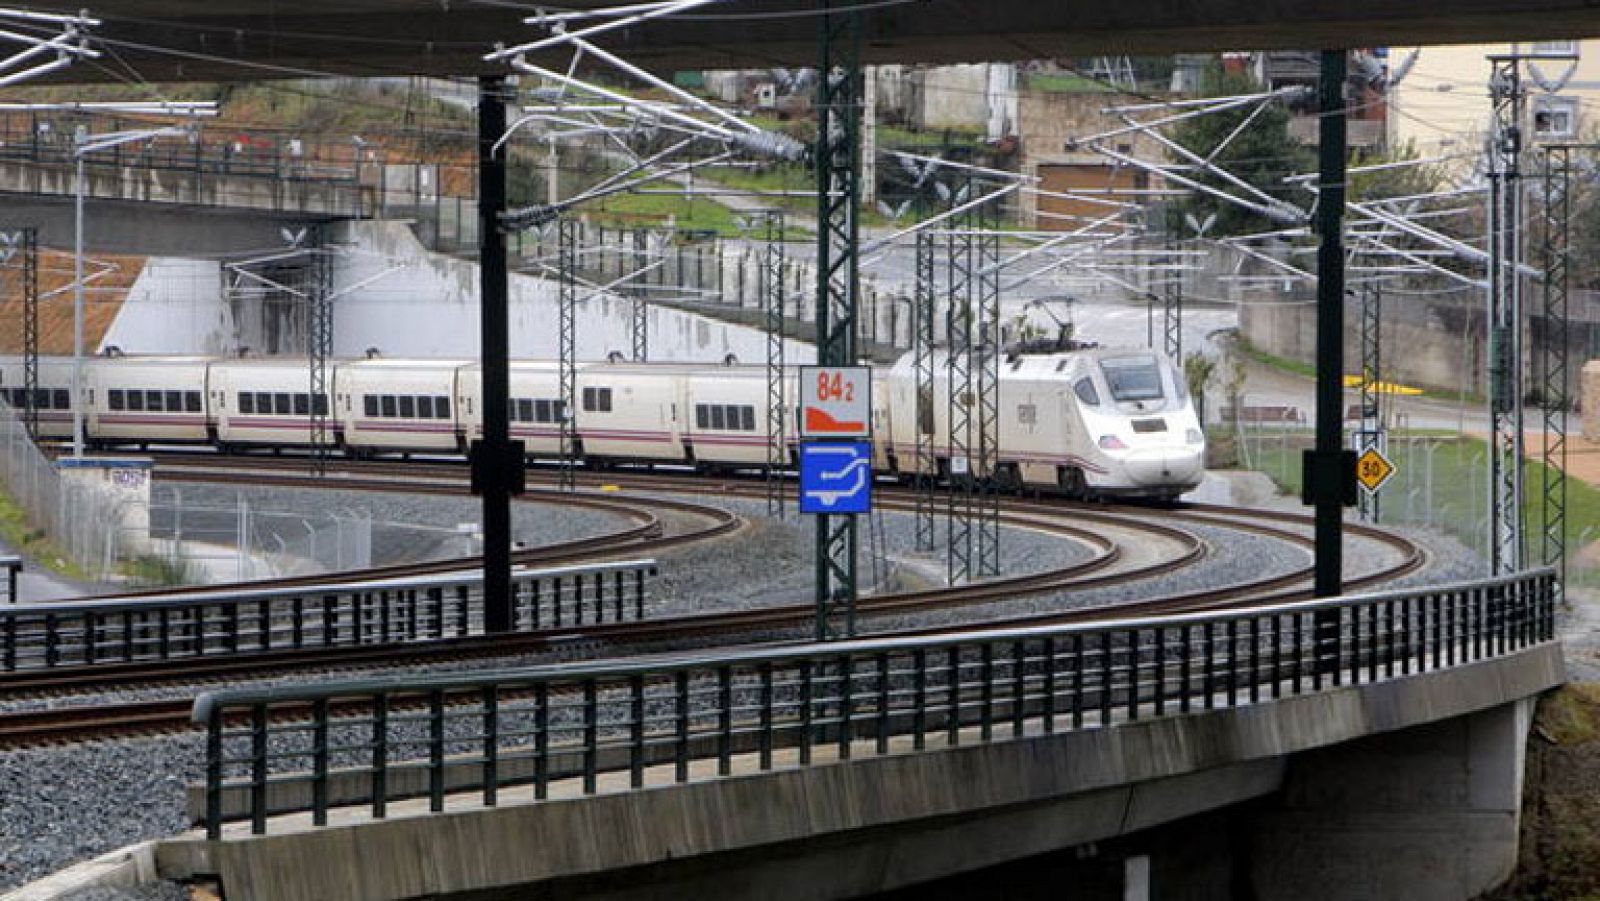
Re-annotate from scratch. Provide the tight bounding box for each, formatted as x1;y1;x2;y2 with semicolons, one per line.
799;365;871;439
800;442;873;514
1356;446;1396;494
800;365;872;639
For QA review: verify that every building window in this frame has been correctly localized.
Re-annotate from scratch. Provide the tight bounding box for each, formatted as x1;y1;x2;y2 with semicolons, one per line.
1534;97;1578;138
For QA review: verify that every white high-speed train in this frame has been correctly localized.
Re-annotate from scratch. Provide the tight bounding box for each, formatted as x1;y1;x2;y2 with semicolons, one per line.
0;346;1205;499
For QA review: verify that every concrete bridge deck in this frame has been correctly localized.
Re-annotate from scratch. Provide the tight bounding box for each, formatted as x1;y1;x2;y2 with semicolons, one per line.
157;644;1562;901
151;571;1563;901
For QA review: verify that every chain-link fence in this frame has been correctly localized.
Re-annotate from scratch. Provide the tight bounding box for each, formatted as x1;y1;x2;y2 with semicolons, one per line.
0;396;130;581
147;486;373;584
1225;401;1594;588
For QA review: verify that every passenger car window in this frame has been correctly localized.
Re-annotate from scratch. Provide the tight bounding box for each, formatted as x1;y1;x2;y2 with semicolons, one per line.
186;391;202;412
381;396;397;418
127;391;145;412
109;390;125;411
398;396;415;418
363;396;378;417
166;391;183;412
239;393;254;414
436;397;450;419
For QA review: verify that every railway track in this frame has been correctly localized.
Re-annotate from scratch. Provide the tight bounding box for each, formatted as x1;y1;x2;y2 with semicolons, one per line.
0;455;1427;748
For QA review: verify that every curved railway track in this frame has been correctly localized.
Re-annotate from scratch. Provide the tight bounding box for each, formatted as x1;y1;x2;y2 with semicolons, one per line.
0;455;1428;748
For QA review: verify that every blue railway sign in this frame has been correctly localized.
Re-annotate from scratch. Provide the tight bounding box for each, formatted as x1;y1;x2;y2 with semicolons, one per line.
799;441;873;515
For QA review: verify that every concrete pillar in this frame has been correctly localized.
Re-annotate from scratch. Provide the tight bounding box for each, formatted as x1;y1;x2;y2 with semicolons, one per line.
55;456;154;556
1249;698;1535;901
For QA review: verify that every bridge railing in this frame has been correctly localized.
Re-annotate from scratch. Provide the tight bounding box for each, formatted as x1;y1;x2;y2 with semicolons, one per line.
1;559;656;673
190;569;1556;839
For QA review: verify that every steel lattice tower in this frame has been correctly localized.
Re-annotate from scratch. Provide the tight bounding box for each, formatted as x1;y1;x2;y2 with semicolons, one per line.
913;229;938;551
1540;144;1572;597
1357;282;1382;523
763;212;787;517
559;217;579;492
1487;56;1527;575
307;225;334;477
975;195;1002;578
1162;252;1183;363
945;218;976;586
813;0;863;640
4;230;39;437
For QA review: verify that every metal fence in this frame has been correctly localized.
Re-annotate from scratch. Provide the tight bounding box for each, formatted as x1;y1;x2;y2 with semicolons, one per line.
0;397;130;582
192;569;1555;838
147;486;373;584
3;559;657;673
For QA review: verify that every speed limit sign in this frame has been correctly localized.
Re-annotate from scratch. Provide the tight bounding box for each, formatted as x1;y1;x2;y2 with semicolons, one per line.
800;366;871;438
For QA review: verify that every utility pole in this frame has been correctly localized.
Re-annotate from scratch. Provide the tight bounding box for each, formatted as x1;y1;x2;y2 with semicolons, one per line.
1307;50;1355;676
477;75;517;634
813;0;863;641
1487;55;1527;576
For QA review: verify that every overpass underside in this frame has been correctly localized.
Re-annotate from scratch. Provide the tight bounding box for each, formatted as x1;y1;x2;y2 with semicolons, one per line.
158;642;1564;901
14;1;1600;81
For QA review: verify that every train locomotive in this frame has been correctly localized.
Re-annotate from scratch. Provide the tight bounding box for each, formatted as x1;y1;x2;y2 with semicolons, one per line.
1;345;1205;500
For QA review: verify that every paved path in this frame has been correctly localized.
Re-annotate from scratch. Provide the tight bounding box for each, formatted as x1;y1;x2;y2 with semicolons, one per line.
0;537;94;603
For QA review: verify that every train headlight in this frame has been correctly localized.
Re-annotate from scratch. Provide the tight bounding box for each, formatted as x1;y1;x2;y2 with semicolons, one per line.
1186;428;1204;445
1097;435;1127;450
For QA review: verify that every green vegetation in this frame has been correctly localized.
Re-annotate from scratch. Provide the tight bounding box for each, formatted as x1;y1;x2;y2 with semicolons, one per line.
1022;72;1120;94
1238;430;1600;586
119;554;192;587
585;189;745;236
0;489;86;580
1231;337;1317;381
1232;337;1487;406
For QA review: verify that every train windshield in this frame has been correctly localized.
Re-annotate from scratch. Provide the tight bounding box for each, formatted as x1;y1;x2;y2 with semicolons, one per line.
1100;356;1165;402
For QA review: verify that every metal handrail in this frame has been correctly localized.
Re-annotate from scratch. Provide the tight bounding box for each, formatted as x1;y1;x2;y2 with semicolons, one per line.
2;558;654;619
1;558;658;673
0;554;19;603
192;569;1557;837
193;569;1551;714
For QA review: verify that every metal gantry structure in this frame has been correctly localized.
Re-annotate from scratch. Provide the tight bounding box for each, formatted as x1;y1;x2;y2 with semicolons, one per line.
974;197;1002;578
1486;55;1527;576
1;229;39;436
1539;143;1572;598
306;226;335;477
763;212;787;517
1356;281;1383;523
945;219;976;586
559;216;580;493
812;0;863;640
913;229;939;552
631;229;650;362
1162;250;1183;362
